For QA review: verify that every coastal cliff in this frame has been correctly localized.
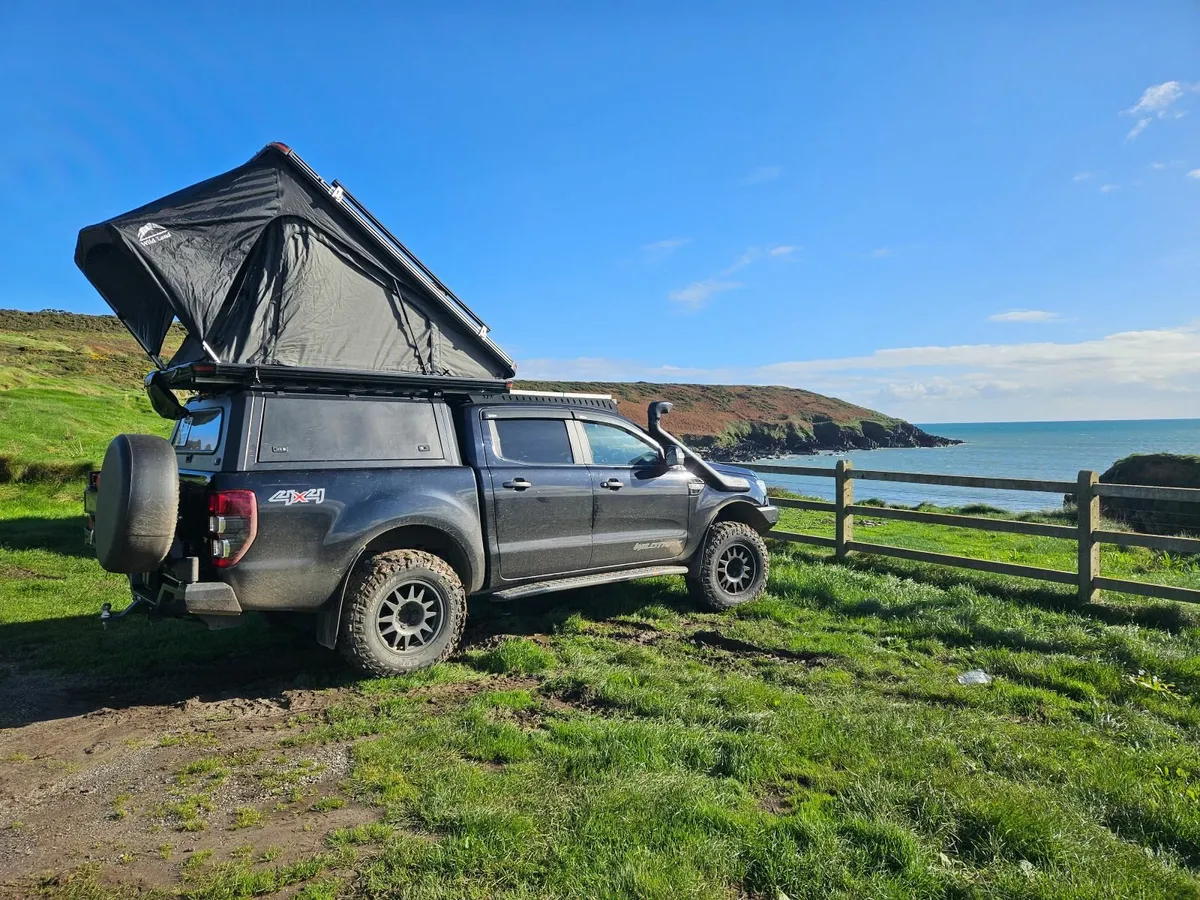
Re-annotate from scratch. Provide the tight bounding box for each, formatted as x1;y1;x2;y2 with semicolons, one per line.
515;380;960;461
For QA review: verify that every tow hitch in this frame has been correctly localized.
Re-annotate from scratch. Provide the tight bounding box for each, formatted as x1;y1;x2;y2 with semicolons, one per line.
99;594;156;626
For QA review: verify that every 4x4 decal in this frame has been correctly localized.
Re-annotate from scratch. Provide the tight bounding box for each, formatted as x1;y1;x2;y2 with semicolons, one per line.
268;488;326;506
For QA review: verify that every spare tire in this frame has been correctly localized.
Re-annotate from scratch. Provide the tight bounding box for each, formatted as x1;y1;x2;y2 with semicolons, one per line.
95;434;179;573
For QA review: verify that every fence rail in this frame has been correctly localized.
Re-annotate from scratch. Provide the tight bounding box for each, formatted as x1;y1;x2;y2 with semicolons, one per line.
743;460;1200;605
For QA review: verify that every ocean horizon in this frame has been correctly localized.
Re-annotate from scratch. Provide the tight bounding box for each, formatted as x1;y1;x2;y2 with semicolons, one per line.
754;417;1200;512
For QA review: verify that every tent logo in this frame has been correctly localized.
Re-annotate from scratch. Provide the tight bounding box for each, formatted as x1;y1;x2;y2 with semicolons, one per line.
136;223;172;246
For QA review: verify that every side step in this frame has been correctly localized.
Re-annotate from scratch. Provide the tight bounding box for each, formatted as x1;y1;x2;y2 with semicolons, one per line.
489;565;690;602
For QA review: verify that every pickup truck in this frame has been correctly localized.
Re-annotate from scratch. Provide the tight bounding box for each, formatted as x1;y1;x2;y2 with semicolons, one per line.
85;364;779;675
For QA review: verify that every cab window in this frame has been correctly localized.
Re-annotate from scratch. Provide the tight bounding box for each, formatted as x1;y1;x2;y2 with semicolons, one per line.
582;422;660;467
493;418;575;464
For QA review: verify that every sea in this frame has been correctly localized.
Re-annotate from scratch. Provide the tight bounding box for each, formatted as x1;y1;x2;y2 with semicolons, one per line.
752;419;1200;512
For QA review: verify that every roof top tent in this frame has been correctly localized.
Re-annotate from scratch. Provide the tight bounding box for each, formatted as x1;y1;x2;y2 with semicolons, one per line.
75;143;516;393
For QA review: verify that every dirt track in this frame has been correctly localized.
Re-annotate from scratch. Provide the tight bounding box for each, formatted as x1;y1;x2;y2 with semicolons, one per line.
0;666;370;896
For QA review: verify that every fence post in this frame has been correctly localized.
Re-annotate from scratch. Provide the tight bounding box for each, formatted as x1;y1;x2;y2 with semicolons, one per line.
836;459;854;560
1077;469;1100;603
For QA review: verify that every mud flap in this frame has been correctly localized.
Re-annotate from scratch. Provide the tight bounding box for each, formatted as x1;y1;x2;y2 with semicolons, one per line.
316;549;366;649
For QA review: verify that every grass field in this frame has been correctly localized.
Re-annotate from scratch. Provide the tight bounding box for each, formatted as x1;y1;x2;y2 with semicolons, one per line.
4;308;1200;896
4;480;1200;898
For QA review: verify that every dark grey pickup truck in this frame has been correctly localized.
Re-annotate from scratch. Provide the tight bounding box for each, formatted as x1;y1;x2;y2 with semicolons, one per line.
84;367;777;675
73;141;777;675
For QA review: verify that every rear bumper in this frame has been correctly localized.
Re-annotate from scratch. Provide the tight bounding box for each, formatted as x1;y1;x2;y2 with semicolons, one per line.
132;571;242;617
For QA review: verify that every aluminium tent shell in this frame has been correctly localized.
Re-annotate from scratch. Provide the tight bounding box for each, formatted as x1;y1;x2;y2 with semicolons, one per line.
74;143;515;381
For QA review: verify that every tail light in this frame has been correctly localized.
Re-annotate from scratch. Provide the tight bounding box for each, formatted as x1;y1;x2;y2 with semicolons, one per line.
207;490;257;567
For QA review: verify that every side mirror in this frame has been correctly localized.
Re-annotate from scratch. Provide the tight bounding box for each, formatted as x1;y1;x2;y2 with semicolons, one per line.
664;445;685;468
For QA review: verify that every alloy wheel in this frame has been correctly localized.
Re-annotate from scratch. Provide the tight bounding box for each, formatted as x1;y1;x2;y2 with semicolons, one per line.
716;544;757;595
376;580;445;653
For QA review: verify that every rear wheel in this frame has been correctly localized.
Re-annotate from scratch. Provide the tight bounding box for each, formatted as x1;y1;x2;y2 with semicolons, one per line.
339;550;467;676
687;522;770;611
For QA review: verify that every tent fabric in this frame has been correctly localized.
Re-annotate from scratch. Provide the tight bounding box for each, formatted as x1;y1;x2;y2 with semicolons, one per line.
74;145;514;380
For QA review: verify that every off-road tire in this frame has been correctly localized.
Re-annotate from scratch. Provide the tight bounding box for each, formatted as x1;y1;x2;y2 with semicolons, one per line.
94;433;179;573
339;550;467;677
687;521;770;611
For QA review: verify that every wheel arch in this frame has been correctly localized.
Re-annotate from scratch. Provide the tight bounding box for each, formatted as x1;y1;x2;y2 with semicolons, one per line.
708;498;773;533
316;522;478;650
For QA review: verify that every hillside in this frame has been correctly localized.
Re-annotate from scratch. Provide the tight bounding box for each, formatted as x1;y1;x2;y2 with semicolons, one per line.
516;380;957;459
0;309;954;475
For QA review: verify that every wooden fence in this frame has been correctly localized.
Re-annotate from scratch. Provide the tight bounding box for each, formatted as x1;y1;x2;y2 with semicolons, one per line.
744;460;1200;605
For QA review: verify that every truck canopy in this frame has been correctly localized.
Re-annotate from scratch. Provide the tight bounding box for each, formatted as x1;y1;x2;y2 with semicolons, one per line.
74;143;515;381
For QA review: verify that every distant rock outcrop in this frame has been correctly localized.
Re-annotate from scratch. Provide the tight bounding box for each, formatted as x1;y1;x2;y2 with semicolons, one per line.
1090;454;1200;536
515;380;961;462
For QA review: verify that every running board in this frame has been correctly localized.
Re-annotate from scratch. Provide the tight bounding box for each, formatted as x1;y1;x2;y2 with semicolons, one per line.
489;565;690;602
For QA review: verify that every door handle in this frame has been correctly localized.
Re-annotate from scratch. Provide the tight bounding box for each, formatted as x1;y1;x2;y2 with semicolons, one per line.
601;478;623;490
502;478;532;491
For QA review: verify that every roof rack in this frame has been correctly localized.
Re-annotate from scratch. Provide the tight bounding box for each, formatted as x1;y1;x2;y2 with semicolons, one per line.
155;362;511;397
269;144;516;372
508;389;613;401
469;390;619;412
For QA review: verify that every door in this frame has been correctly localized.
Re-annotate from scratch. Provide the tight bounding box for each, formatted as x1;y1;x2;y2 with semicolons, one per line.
486;413;593;581
580;418;692;567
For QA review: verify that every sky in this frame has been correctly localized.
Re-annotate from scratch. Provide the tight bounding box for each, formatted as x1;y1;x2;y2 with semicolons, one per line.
1;1;1198;424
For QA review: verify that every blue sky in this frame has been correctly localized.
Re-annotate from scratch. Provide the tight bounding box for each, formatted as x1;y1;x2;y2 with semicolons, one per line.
1;2;1198;422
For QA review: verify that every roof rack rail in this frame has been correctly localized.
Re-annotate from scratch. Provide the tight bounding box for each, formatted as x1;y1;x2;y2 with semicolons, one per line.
508;389;614;400
469;390;619;412
269;145;516;372
156;362;511;397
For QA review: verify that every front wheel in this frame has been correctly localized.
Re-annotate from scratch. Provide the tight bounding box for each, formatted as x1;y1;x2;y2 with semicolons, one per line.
687;522;770;611
339;550;467;676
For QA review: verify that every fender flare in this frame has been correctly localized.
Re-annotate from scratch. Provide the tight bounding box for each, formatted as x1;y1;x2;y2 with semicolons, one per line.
316;518;480;649
705;498;776;535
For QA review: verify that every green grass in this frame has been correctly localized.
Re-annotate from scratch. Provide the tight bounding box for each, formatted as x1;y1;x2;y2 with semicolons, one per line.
0;311;175;479
776;491;1200;594
7;484;1200;898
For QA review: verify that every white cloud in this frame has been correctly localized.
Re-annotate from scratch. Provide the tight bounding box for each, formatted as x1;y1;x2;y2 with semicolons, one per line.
667;279;742;311
721;247;761;275
1099;183;1119;193
1126;118;1151;141
870;248;892;258
670;243;794;308
988;309;1060;323
516;324;1200;423
1188;169;1200;179
1072;171;1093;182
738;165;783;186
1127;81;1186;116
1122;80;1197;140
641;238;690;261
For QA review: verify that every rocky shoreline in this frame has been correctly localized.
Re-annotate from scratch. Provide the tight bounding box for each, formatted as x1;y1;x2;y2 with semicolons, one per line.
687;420;963;463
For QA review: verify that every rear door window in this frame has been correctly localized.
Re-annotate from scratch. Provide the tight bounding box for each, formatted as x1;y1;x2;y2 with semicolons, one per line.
493;419;575;464
173;409;223;454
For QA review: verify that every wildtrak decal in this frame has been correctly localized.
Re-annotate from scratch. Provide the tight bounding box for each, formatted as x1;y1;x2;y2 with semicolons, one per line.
268;488;326;506
633;540;673;552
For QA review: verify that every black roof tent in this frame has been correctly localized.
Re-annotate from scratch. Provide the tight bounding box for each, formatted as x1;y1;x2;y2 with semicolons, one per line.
75;143;515;384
